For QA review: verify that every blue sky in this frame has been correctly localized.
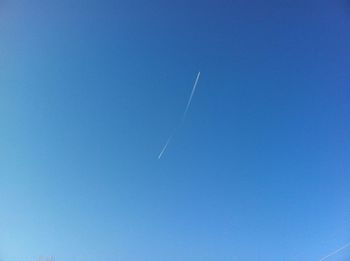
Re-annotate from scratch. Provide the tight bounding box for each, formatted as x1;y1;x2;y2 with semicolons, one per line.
0;0;349;260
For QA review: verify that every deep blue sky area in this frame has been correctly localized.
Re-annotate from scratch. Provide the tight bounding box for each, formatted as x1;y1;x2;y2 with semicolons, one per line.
1;0;350;260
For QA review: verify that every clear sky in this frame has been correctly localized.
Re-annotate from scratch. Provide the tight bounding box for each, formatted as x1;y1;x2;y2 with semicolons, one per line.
0;0;349;260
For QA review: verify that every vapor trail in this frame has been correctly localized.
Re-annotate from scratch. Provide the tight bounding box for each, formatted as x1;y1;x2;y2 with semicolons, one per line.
319;242;350;261
182;71;201;121
158;72;201;159
158;134;172;159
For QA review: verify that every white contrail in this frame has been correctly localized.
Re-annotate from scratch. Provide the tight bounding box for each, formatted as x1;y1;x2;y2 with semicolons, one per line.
158;135;172;159
158;72;201;159
182;71;201;121
319;242;350;261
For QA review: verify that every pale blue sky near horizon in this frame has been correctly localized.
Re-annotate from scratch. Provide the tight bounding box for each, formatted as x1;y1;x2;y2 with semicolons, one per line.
0;0;350;260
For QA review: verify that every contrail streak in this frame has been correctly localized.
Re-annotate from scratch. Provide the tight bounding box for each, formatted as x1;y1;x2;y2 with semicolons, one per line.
319;242;350;261
158;72;201;159
158;135;172;159
182;71;201;121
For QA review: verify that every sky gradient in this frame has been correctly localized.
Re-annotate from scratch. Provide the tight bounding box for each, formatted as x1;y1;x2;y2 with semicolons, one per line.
1;0;350;260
